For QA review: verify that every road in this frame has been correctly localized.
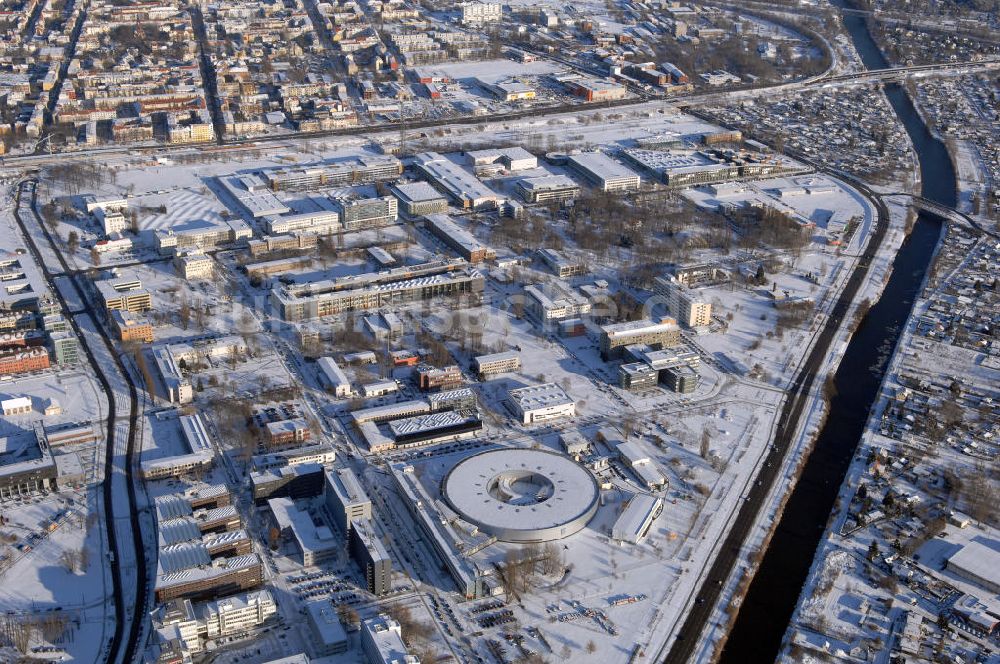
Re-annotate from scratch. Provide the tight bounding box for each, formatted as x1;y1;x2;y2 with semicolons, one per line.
659;178;891;664
11;180;148;664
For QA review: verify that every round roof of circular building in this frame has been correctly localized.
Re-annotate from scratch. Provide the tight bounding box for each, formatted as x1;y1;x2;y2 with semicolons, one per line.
442;448;599;543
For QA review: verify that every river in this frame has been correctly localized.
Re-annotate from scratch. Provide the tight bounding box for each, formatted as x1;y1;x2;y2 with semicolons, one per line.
718;5;955;662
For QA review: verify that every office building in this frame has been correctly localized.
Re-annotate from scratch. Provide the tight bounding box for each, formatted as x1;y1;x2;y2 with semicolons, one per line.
50;332;78;366
96;275;152;312
324;467;372;534
333;196;398;231
0;428;58;500
619;362;659;391
566;152;641;192
472;350;520;377
423;213;495;263
361;615;418;664
200;589;277;639
662;365;699;393
267;497;339;566
391;182;448;217
414;152;504;210
267;157;402;191
599;318;681;360
270;259;484;321
524;282;591;321
506;383;575;424
0;347;50;375
304;601;349;658
537;248;586;278
155;550;263;603
112;309;154;343
417;364;463;392
653;275;712;327
251;463;326;505
516;175;580;203
349;518;392;596
175;251;214;280
264;210;340;236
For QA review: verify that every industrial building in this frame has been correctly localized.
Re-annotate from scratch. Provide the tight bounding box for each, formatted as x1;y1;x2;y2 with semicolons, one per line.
423;213;495;263
413;152;504;210
565;78;628;102
317;357;352;397
472;350;521;377
599;318;681;360
566;152;641;192
516;175;580;203
616;441;667;490
270;259;484;321
390;182;449;217
324;467;372;534
506;383;576;424
611;494;663;544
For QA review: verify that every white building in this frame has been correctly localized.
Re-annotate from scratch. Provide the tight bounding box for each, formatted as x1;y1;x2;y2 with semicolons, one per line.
317;357;352;397
460;1;502;25
200;589;277;639
175;251;214;280
611;494;663;544
566;152;641;192
1;396;32;416
616;441;666;490
472;350;521;376
524;282;591;321
506;383;576;424
361;614;419;664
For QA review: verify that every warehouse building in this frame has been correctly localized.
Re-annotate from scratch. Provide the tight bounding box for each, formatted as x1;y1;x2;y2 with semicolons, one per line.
566;152;641;192
565;78;628;102
611;494;663;544
423;213;495;263
464;146;537;174
317;357;352;397
506;383;576;424
616;441;666;490
946;540;1000;593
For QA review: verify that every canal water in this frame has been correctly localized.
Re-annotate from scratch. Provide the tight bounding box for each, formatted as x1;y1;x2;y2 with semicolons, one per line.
718;5;955;662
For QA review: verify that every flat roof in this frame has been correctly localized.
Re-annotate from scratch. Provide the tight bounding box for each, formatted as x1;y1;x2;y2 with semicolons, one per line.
507;382;573;411
392;181;446;203
948;540;1000;587
567;152;640;182
442;448;598;537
